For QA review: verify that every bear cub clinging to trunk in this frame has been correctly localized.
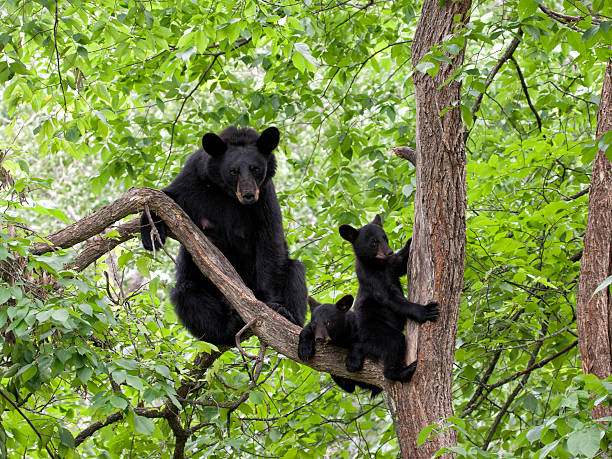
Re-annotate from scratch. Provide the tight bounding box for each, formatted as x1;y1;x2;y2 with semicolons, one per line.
339;214;439;382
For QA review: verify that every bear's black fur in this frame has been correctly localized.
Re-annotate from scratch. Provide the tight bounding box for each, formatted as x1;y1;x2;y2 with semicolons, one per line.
339;214;439;382
140;126;307;344
298;295;381;396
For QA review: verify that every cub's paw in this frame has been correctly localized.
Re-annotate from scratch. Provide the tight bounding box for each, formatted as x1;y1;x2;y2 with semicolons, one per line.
297;337;315;361
424;302;439;322
345;352;364;373
398;361;417;383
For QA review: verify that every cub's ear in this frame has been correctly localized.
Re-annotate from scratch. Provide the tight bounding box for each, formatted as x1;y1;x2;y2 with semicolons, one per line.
371;214;383;227
202;133;227;157
339;224;359;243
257;127;280;154
335;294;354;312
307;296;321;311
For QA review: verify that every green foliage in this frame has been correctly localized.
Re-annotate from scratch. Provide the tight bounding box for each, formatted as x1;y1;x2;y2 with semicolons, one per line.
1;0;611;457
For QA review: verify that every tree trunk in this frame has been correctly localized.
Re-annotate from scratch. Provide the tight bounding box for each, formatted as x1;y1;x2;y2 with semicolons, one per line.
388;1;470;457
576;61;612;420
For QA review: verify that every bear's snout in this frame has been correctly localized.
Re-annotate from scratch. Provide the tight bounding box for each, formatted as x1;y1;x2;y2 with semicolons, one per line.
236;180;260;205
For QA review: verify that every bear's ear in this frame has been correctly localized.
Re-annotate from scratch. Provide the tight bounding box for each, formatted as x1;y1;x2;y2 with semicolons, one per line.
371;214;383;227
307;296;321;311
257;127;280;154
202;133;227;158
339;224;359;243
335;294;354;312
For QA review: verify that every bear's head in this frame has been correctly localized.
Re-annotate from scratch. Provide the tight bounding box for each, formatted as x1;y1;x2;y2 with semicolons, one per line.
203;126;279;205
339;214;394;262
307;294;354;344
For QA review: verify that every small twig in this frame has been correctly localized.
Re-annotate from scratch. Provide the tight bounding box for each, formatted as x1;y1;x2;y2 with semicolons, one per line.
538;4;600;25
159;38;252;184
509;55;542;132
566;187;589;201
486;340;577;392
235;318;259;360
392;146;416;166
53;0;67;111
144;205;176;264
469;31;523;132
0;389;58;458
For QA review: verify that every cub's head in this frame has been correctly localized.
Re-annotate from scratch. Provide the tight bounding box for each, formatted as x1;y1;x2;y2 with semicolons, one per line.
203;126;279;204
307;295;354;344
339;214;393;261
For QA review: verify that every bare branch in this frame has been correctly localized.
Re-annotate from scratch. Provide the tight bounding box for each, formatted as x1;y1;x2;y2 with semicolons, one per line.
144;204;177;264
469;31;523;129
75;408;164;446
392;146;416;166
66;217;140;271
566;187;589;201
538;4;600;25
53;0;67;110
509;55;542;132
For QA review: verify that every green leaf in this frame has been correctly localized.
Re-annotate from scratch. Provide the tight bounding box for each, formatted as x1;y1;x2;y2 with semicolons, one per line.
110;396;128;410
65;125;81;143
582;25;599;42
417;423;438;446
591;275;612;299
567;427;601;458
58;427;75;448
133;415;155;436
51;309;70;324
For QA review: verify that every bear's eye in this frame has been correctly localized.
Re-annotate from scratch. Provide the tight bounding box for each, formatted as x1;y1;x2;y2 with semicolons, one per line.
325;321;331;327
370;240;378;248
230;169;240;176
249;166;260;173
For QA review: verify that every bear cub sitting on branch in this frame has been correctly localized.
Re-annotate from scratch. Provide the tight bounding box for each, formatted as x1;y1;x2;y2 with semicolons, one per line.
339;214;439;382
298;295;381;396
140;126;307;344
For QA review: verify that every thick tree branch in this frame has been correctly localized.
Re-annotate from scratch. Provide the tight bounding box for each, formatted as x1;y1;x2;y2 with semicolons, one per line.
66;217;140;271
29;187;386;389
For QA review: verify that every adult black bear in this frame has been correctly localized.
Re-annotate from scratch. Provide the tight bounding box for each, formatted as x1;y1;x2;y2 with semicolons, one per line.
339;214;439;382
298;295;381;396
140;126;307;344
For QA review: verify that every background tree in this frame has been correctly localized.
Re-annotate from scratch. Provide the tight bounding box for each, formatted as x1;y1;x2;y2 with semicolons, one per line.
1;0;611;458
576;61;612;421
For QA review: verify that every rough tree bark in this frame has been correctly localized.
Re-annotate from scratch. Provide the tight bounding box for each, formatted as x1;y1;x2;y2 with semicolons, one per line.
576;61;612;420
388;0;470;457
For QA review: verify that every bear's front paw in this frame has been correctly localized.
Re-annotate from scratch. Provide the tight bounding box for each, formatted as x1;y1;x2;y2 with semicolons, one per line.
424;302;439;322
297;338;315;361
140;218;167;251
345;353;364;373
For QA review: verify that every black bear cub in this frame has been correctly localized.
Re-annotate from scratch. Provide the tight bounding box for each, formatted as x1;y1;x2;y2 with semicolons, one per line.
339;214;439;382
298;295;381;396
140;126;307;344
